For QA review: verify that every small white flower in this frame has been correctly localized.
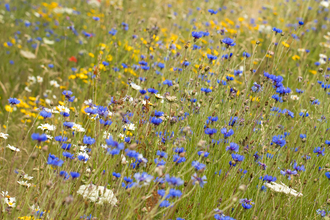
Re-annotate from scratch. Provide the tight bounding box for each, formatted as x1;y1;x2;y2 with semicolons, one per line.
84;99;93;106
265;182;303;197
80;145;88;152
6;145;20;152
38;123;56;131
17;180;32;188
23;174;33;180
101;144;108;149
0;133;9;139
25;87;32;92
37;76;43;83
121;154;127;165
27;76;36;84
124;123;136;131
4;197;16;207
130;83;142;90
1;191;9;197
77;184;117;205
72;123;86;132
290;95;299;100
319;54;327;64
297;48;305;53
155;94;164;99
54;105;70;113
321;0;330;8
50;80;60;88
103;131;112;139
45;99;51;105
118;133;125;140
46;135;53;140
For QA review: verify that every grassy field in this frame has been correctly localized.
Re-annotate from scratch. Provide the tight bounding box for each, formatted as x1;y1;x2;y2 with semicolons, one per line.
0;0;330;219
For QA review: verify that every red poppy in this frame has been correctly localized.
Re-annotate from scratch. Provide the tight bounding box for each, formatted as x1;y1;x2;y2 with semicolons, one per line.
69;56;77;63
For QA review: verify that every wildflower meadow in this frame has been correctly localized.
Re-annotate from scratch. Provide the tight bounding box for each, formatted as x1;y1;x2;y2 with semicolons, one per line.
1;0;330;219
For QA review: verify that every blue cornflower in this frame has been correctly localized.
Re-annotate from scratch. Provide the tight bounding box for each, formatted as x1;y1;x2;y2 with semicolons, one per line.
59;171;69;179
201;87;212;93
62;152;74;159
208;9;218;15
207;54;218;61
242;52;251;58
112;172;121;178
191;173;207;188
271;135;286;147
226;142;239;152
280;169;298;180
205;128;217;136
299;112;309;117
62;90;75;102
313;147;325;156
151;117;163;125
83;136;95;145
272;27;283;34
159;200;171;208
222;38;236;47
230;154;244;166
165;174;184;187
154;111;164;117
156;150;167;158
31;133;47;142
192;161;206;171
109;29;117;35
293;162;305;172
55;136;67;142
298;21;304;25
163;79;173;87
192;31;204;40
61;143;71;150
70;172;80;179
8;98;20;105
134;172;153;185
40;110;52;119
147;88;158;94
47;154;64;167
325;172;330;179
220;128;234;138
240;198;254;209
173;155;186;164
317;209;326;217
262;175;276;183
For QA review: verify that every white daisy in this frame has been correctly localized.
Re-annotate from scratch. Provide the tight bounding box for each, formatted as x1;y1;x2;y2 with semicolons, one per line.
17;180;32;188
23;174;33;180
124;123;136;131
130;82;142;90
37;76;43;83
72;123;86;132
6;145;20;152
50;80;60;88
0;133;9;139
38;123;56;131
4;197;16;207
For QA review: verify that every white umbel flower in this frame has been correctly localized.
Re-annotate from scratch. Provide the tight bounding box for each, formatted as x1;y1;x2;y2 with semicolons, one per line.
77;184;118;205
265;182;303;197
